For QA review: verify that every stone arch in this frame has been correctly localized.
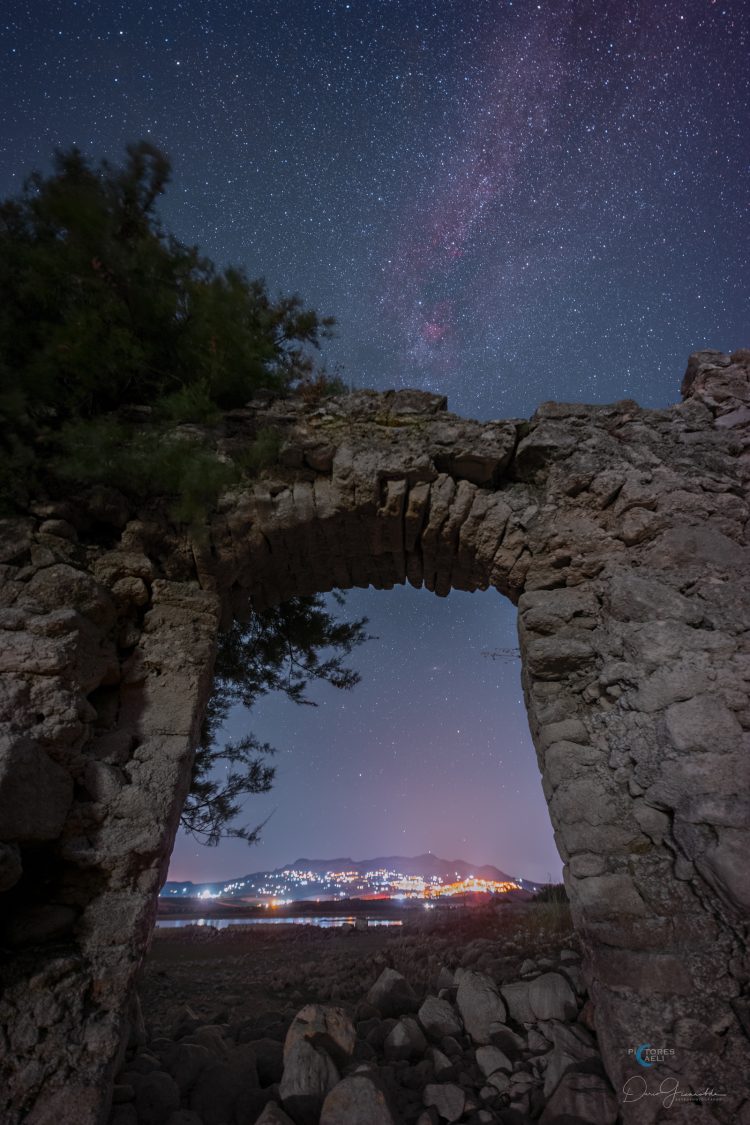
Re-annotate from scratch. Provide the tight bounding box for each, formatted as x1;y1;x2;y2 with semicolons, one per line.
1;350;749;1123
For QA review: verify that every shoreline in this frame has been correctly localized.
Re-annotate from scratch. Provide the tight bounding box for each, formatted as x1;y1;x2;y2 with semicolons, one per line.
156;892;531;924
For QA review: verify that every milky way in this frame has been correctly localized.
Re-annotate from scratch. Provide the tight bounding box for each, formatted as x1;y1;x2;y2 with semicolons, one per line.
2;1;747;882
377;3;749;412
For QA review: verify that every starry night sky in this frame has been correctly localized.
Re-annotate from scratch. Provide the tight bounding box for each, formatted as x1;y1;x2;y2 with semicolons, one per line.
3;2;747;883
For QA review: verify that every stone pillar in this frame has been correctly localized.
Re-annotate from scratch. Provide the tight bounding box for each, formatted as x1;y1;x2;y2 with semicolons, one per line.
0;535;220;1125
516;352;750;1123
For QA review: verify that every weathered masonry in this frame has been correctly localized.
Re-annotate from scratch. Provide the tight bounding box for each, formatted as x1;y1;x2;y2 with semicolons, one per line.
1;349;749;1124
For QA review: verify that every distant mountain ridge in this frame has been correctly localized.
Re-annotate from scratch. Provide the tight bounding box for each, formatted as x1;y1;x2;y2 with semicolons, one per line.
162;852;540;897
287;854;521;883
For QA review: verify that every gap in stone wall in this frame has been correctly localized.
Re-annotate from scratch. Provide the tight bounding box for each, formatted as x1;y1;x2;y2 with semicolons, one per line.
167;584;563;887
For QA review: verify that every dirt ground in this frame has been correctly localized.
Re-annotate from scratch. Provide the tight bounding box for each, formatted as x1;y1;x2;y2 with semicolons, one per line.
139;902;578;1036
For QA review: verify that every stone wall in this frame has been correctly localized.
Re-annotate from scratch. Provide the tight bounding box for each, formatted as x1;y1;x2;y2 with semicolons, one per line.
1;349;749;1123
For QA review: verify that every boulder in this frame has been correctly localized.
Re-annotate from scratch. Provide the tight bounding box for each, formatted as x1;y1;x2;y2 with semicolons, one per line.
0;738;73;842
127;1052;162;1075
183;1024;233;1059
166;1042;212;1095
486;1070;510;1094
560;963;586;996
436;967;454;990
4;903;77;946
279;1038;339;1125
254;1103;296;1125
508;1069;535;1094
250;1037;285;1085
665;694;742;755
112;1084;135;1103
166;1004;202;1039
455;972;507;1045
415;1110;440;1125
0;842;21;892
367;968;417;1018
284;1005;356;1068
475;1045;512;1077
500;981;534;1025
18;562;116;628
528;973;577;1022
384;1017;427;1061
354;1001;380;1022
418;996;462;1040
425;1046;454;1077
539;1065;618;1124
423;1082;466;1122
319;1074;395;1124
366;1018;397;1051
527;1029;551;1052
133;1070;180;1125
487;1022;526;1055
189;1047;260;1125
539;1020;599;1097
110;1107;138;1125
439;1036;462;1058
401;1058;435;1091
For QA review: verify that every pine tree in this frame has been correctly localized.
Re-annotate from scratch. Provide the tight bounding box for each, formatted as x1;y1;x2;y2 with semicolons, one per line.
0;141;339;514
181;594;370;846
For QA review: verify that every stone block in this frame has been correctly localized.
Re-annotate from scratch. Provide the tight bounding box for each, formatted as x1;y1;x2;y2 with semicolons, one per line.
0;737;73;842
572;873;647;920
647;525;747;571
524;635;595;679
544;741;600;790
18;563;116;629
606;572;702;624
595;951;693;995
665;694;743;754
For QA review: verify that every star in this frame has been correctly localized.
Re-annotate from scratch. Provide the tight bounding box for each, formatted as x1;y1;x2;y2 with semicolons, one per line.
4;0;745;885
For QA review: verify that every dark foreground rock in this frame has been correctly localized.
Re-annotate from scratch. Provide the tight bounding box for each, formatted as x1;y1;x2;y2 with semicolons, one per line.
109;917;619;1125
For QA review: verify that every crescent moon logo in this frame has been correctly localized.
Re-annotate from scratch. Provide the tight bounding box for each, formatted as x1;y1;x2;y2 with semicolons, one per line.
635;1043;654;1068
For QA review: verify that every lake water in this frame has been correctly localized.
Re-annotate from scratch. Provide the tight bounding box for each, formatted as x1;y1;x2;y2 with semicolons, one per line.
156;916;403;929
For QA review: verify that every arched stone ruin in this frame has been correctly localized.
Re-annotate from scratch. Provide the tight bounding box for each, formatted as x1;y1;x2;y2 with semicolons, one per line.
1;348;749;1124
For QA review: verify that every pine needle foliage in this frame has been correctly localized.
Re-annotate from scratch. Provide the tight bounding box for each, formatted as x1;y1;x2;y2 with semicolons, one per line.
0;140;337;516
181;594;370;846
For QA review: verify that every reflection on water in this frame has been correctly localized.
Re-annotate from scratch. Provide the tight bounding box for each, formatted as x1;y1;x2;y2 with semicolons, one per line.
156;916;403;929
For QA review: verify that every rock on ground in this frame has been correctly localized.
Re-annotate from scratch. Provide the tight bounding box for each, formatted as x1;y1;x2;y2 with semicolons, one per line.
423;1082;466;1123
417;996;462;1040
455;972;507;1045
283;1005;356;1068
279;1038;339;1125
366;968;417;1018
539;1065;619;1124
528;972;577;1022
254;1103;296;1125
319;1074;395;1124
